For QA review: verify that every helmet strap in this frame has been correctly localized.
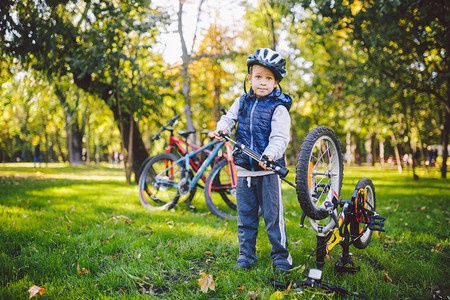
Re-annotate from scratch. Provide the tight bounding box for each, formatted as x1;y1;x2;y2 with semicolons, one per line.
244;75;248;94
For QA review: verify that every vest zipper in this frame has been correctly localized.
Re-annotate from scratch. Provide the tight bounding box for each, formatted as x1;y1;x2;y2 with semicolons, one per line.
249;99;259;170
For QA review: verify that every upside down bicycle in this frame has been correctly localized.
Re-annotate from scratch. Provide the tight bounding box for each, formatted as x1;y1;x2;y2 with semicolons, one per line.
220;126;385;295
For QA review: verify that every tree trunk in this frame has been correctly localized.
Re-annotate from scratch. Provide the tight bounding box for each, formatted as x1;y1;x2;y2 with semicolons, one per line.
127;114;134;184
441;110;449;178
371;133;376;166
44;125;48;166
379;137;384;167
290;131;298;166
266;1;277;50
177;0;205;145
116;74;130;183
346;131;352;166
54;130;66;162
86;119;91;163
391;133;402;173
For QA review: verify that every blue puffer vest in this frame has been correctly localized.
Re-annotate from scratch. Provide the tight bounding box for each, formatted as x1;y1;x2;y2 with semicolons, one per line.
233;88;292;171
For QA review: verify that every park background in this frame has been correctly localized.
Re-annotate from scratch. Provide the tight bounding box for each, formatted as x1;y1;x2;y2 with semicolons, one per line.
1;0;449;299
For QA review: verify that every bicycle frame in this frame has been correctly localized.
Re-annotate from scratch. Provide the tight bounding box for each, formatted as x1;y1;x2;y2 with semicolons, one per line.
154;138;236;194
164;132;220;184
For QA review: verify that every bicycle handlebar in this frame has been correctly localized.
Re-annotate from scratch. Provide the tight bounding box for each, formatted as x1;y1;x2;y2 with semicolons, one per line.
151;114;181;142
218;131;290;179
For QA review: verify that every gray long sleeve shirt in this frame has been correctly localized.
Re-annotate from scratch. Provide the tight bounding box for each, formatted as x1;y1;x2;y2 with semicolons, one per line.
216;96;291;177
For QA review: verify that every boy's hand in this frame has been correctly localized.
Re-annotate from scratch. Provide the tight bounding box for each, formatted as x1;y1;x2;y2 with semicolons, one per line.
259;155;274;170
208;129;228;142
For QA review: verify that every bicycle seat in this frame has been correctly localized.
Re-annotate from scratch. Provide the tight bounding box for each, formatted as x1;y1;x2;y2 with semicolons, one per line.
177;130;196;138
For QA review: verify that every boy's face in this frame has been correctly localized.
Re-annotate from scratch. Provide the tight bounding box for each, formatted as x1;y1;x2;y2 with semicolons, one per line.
248;65;278;98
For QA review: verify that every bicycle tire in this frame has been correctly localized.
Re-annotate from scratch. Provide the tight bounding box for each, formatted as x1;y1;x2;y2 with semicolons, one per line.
350;178;376;249
138;152;187;210
135;156;153;185
296;127;344;220
204;158;238;219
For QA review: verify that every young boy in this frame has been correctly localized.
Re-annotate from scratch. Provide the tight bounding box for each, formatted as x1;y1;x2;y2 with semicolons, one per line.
210;48;293;274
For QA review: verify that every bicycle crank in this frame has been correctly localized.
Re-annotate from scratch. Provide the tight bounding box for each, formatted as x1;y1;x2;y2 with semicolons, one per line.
178;177;191;196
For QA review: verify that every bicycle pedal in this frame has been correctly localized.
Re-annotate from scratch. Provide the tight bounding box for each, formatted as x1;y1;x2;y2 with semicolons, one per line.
367;215;386;232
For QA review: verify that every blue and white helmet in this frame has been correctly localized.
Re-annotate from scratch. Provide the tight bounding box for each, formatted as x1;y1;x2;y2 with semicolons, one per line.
247;48;287;82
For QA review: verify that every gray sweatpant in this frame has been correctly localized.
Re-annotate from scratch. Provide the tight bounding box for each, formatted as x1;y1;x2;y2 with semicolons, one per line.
236;174;292;268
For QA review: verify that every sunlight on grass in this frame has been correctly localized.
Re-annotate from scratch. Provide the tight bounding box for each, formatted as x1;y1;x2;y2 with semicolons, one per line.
0;164;448;298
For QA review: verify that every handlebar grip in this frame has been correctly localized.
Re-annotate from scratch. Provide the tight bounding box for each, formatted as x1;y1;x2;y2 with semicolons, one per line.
168;114;181;126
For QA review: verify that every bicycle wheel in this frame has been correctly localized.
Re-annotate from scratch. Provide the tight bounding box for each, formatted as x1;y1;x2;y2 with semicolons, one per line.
350;178;376;249
135;156;153;185
296;127;344;220
204;158;238;219
138;152;185;210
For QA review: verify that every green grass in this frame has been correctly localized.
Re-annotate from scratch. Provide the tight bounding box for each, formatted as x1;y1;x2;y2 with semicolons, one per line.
0;163;448;299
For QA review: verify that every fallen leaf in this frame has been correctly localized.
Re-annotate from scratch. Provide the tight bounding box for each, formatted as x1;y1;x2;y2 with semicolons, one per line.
235;285;245;291
40;229;49;233
291;239;302;245
102;233;115;244
326;254;332;263
201;212;211;217
77;263;89;275
28;285;46;298
134;250;141;259
283;281;292;294
204;251;213;255
247;291;258;298
269;290;284;300
384;273;393;283
198;272;215;293
146;226;154;234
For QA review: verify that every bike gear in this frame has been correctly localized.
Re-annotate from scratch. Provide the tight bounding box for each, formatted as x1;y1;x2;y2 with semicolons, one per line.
247;48;287;82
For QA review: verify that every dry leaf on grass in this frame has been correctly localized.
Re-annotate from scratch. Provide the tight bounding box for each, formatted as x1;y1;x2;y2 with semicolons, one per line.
198;272;215;293
283;281;292;294
384;272;393;283
77;263;89;275
28;285;45;298
145;226;154;234
291;239;302;245
204;251;213;255
235;285;245;291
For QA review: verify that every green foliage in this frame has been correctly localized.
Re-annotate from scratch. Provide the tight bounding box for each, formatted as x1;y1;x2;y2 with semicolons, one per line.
0;164;448;298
